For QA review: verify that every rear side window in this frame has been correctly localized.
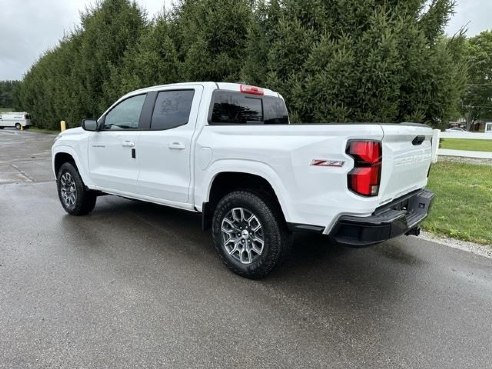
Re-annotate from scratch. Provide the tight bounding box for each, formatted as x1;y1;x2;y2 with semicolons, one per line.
210;91;289;125
263;97;289;124
151;90;195;130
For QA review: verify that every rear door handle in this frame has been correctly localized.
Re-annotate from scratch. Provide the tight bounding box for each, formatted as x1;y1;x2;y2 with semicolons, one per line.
122;140;135;148
169;142;185;150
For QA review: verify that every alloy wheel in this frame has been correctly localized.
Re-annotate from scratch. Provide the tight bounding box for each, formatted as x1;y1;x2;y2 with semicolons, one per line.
60;171;77;207
221;207;265;264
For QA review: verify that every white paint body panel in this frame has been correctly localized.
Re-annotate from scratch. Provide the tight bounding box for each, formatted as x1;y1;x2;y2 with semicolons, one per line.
52;82;434;233
136;85;204;203
88;131;140;193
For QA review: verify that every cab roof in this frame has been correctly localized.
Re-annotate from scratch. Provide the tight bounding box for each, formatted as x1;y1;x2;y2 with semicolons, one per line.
129;82;280;98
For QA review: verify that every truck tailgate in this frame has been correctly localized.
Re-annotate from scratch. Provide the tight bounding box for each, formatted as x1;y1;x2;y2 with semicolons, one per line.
379;124;434;204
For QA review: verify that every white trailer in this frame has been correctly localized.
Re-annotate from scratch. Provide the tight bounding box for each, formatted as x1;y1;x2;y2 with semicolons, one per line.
0;112;32;129
485;122;492;134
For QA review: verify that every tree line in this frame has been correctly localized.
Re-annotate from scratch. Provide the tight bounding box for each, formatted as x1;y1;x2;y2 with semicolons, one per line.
4;0;487;129
0;81;20;109
461;30;492;128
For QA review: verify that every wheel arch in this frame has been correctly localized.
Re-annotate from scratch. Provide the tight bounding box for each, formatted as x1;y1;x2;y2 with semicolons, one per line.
200;168;291;231
54;152;76;175
52;147;92;187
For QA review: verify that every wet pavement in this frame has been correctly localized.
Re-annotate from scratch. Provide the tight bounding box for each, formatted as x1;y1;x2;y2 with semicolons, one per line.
0;129;54;183
1;129;491;368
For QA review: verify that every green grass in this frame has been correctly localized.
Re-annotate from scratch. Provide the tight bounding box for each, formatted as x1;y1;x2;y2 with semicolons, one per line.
441;138;492;152
0;107;13;113
424;161;492;245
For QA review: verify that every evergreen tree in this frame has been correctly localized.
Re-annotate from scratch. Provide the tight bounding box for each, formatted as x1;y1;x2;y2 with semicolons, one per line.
241;0;281;85
245;0;462;126
0;80;21;108
105;13;181;101
75;0;146;115
172;0;253;81
462;30;492;127
16;0;146;128
14;0;467;130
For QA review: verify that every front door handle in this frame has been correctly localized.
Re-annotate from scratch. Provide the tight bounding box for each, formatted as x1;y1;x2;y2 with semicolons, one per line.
169;142;185;150
122;140;135;148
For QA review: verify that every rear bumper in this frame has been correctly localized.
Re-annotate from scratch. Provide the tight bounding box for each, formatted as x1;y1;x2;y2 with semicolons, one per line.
328;189;435;247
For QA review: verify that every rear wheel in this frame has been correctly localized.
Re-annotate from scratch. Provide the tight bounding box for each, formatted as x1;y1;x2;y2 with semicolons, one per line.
57;162;97;215
15;123;21;130
212;191;292;279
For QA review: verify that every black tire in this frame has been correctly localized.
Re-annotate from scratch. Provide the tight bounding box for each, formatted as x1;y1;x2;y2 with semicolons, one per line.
15;123;21;130
212;191;292;279
57;162;97;216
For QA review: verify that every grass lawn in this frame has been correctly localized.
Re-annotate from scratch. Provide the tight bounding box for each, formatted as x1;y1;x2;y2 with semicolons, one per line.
0;107;13;113
424;161;492;245
441;138;492;152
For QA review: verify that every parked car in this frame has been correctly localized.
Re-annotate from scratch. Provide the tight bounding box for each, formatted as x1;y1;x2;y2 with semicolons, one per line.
52;82;435;278
485;122;492;134
445;128;468;133
0;112;31;130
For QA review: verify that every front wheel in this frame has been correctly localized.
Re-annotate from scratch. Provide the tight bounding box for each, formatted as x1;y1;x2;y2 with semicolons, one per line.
212;191;292;279
15;123;21;130
57;162;97;215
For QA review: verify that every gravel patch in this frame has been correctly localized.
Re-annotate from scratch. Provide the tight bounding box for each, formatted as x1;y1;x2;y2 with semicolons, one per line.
419;231;492;259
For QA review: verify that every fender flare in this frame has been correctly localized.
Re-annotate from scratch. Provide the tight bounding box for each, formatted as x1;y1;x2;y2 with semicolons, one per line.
196;159;293;222
52;145;93;187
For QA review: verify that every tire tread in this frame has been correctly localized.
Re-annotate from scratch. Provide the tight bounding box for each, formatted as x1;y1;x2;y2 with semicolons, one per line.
212;190;291;279
57;162;96;216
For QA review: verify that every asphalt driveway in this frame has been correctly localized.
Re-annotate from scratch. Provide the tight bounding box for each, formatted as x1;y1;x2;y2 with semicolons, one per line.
1;129;491;369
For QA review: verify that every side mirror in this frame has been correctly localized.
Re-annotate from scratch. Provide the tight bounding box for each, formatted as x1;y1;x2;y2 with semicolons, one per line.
81;119;98;131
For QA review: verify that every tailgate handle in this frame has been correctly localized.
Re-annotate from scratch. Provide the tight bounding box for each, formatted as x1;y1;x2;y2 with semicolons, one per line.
412;136;425;146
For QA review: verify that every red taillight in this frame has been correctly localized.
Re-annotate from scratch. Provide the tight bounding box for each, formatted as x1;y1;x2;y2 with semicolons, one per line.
348;166;381;196
348;140;381;164
240;84;264;96
346;140;382;197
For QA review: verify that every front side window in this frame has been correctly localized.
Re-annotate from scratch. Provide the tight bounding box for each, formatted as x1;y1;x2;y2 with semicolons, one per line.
150;90;195;130
103;94;146;130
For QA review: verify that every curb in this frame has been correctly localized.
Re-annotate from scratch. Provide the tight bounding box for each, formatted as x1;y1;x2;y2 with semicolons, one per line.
419;231;492;259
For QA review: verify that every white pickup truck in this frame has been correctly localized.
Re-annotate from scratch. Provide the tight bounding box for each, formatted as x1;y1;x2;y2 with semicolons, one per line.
52;82;435;278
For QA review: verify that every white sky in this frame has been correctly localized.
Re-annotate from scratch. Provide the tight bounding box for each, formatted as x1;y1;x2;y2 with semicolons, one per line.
0;0;490;80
